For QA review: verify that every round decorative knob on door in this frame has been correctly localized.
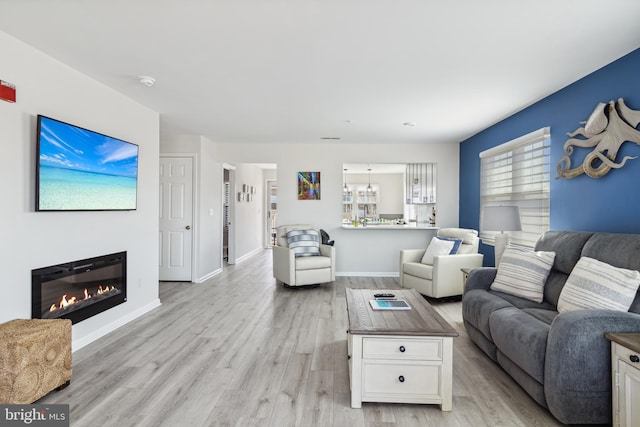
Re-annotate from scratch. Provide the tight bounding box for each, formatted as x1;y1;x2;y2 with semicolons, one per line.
185;225;191;230
399;345;406;353
630;354;640;363
398;375;405;383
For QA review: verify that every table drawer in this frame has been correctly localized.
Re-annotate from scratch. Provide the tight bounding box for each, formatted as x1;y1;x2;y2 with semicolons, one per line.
363;337;442;360
363;361;441;397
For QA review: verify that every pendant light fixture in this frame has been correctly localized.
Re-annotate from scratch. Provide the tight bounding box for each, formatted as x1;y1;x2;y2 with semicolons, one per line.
366;168;372;193
343;168;348;192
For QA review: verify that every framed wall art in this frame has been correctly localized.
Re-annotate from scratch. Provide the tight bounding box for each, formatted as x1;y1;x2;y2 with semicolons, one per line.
298;171;320;200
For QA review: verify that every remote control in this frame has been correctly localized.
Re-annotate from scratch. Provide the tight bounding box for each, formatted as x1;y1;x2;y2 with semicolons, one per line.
374;293;395;299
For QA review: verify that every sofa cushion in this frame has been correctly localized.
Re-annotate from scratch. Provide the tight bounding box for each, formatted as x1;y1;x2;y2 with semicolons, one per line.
489;290;556;311
421;237;455;264
490;247;555;303
490;307;550;384
521;308;558;326
462;289;513;342
557;256;640;313
534;230;594;275
403;261;433;280
286;229;321;257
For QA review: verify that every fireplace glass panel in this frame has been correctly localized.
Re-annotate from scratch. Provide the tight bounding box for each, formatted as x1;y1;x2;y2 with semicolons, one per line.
32;252;127;324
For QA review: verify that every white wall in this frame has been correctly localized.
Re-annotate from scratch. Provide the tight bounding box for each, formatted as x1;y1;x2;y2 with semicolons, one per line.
160;135;223;282
0;31;160;350
233;164;266;259
217;142;459;275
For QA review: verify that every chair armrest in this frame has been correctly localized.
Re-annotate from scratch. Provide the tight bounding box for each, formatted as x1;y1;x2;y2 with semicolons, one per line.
433;253;484;271
545;310;640;424
464;267;497;293
431;254;484;297
400;249;425;265
319;244;335;258
399;249;426;288
320;244;336;280
273;245;295;284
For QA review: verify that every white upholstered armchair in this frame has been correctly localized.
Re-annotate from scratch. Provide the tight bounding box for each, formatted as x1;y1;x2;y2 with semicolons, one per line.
272;224;336;287
400;228;483;298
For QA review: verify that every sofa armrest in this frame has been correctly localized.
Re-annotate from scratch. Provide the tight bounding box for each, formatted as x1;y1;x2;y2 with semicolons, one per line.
273;245;295;284
545;310;640;424
464;267;497;293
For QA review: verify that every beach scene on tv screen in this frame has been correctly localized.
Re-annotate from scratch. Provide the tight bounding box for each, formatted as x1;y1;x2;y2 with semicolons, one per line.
38;117;138;211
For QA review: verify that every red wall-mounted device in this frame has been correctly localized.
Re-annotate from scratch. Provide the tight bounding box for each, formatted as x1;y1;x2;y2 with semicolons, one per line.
0;80;16;103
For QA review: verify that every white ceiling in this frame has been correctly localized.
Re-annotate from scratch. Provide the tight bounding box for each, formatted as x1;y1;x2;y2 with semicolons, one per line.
1;1;639;145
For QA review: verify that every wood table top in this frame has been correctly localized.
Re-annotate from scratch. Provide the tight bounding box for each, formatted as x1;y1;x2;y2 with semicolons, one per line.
605;332;640;354
346;288;459;337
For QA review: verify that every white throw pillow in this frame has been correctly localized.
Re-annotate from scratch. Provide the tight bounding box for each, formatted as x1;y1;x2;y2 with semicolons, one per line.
490;247;556;303
421;237;455;265
557;257;640;313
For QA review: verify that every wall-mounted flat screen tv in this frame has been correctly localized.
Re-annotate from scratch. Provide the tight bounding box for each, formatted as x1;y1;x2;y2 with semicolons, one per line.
36;115;139;211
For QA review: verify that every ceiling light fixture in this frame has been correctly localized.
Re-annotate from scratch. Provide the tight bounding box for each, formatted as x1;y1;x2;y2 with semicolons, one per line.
367;168;372;193
138;76;156;87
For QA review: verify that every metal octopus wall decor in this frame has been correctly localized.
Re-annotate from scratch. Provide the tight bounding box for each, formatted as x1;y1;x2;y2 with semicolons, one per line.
557;98;640;179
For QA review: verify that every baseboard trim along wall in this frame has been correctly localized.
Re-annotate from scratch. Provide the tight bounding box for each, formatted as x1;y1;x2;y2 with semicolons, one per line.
337;272;399;278
235;247;264;264
196;268;223;283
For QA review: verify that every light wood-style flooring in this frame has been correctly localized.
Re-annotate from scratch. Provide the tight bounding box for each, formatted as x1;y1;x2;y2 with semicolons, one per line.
40;249;564;426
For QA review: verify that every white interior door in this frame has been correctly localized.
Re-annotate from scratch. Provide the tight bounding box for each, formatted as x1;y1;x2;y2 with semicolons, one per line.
159;156;193;281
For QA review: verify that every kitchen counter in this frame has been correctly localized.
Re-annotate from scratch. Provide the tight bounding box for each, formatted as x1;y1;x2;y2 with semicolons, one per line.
342;223;438;230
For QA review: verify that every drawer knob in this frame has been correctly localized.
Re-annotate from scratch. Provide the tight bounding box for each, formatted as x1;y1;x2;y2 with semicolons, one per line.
398;375;405;383
399;345;406;353
631;354;640;363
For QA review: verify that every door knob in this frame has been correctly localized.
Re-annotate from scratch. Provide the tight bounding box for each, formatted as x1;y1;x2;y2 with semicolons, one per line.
185;225;191;230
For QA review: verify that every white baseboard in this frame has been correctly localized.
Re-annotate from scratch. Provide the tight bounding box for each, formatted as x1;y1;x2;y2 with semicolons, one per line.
195;268;222;283
235;247;263;264
337;272;399;278
71;298;162;352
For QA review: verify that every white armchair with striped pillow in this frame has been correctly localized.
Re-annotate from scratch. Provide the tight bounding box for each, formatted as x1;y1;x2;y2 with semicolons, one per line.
400;228;484;298
272;224;336;287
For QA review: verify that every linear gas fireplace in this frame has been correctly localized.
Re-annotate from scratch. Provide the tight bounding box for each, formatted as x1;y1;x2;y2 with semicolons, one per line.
32;252;127;324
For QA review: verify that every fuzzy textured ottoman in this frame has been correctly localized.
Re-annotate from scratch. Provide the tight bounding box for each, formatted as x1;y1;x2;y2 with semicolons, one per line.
0;319;72;404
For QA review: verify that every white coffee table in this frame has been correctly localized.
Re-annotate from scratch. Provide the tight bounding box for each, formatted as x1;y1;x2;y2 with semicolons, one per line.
345;288;458;410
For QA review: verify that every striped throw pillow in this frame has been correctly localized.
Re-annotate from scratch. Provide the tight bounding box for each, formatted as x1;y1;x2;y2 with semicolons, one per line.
286;229;321;257
557;257;640;313
490;247;556;303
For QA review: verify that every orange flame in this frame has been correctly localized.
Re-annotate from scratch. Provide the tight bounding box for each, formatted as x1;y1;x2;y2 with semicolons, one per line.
48;285;117;314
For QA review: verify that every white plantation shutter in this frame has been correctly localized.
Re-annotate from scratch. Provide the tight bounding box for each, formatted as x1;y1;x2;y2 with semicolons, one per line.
479;128;550;248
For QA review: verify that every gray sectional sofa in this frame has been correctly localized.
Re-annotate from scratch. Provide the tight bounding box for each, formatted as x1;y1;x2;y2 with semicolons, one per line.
462;230;640;425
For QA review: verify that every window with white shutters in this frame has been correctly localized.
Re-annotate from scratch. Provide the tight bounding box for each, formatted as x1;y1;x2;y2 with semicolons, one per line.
479;127;551;248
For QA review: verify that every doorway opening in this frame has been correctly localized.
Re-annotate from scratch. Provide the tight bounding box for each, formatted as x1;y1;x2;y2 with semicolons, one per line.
266;180;277;248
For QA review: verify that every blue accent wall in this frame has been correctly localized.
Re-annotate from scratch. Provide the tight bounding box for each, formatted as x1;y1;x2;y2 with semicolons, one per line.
459;48;640;266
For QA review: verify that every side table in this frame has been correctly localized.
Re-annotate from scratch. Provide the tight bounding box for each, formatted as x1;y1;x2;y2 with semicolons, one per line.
605;333;640;427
